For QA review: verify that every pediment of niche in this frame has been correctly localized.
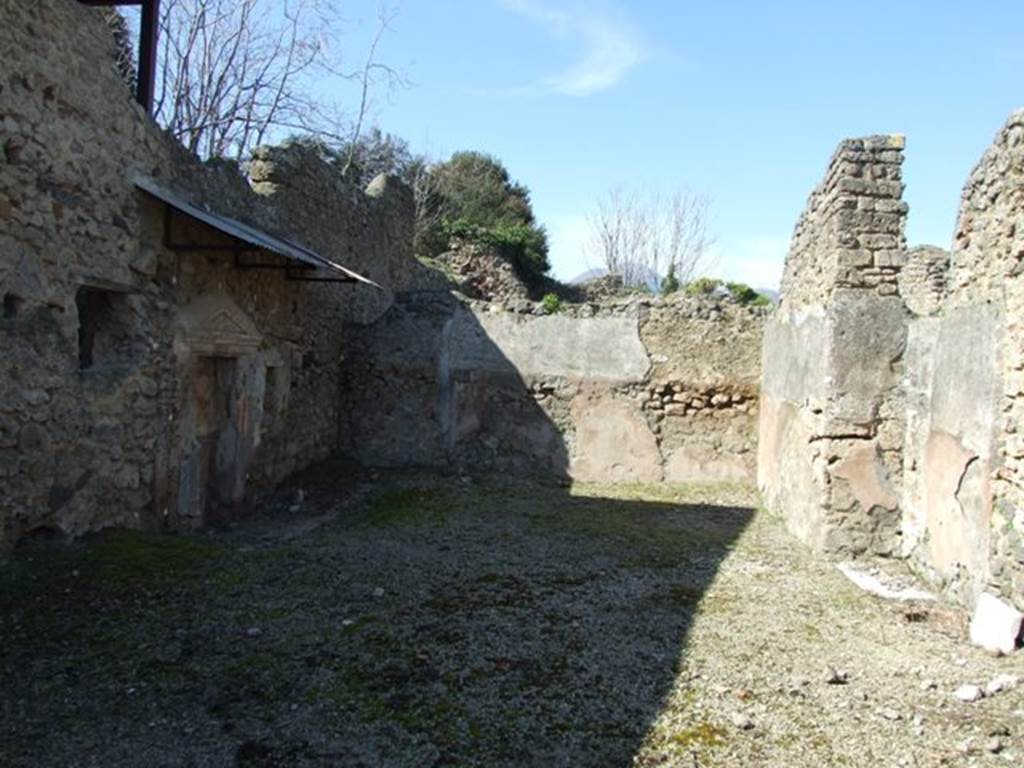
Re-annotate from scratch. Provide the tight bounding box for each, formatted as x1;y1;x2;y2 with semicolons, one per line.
176;294;262;357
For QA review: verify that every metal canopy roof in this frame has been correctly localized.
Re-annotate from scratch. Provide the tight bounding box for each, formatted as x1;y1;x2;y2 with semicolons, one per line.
134;176;380;288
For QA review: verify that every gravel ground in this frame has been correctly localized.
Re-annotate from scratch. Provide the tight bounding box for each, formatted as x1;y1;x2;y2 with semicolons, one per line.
1;466;1021;767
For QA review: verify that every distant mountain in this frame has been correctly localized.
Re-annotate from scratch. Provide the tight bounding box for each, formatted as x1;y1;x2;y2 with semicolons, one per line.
568;268;607;285
755;288;780;304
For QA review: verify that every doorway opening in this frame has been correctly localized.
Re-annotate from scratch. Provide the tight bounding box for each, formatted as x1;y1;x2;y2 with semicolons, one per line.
191;356;243;522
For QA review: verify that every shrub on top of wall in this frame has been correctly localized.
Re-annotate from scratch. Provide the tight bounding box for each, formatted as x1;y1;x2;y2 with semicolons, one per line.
684;277;723;296
541;292;562;314
726;281;771;306
684;278;772;307
443;219;550;287
661;261;681;295
419;151;552;286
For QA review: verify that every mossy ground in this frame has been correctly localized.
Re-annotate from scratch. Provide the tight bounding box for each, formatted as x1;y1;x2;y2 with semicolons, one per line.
1;469;1021;767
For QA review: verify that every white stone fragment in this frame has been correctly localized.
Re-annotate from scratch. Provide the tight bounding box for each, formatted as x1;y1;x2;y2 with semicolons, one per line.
969;593;1023;655
985;674;1020;696
954;684;984;703
730;712;755;730
837;563;936;602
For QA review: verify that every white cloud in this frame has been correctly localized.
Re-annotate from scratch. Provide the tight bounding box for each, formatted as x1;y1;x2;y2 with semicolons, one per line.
498;0;646;96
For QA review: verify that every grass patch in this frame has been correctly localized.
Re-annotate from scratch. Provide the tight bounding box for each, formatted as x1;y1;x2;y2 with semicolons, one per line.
85;529;224;590
361;486;456;527
670;720;728;749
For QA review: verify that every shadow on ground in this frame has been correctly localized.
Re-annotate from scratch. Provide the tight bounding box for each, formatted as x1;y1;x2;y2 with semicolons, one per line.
0;471;754;767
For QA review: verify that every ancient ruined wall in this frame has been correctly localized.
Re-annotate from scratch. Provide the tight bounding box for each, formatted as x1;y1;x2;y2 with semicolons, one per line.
0;0;415;547
898;245;949;317
901;110;1024;609
762;114;1024;612
759;136;909;554
341;293;765;483
639;299;762;482
434;240;531;303
973;111;1024;609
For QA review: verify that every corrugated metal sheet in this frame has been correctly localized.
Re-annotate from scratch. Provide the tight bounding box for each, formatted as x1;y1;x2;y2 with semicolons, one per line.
134;175;380;288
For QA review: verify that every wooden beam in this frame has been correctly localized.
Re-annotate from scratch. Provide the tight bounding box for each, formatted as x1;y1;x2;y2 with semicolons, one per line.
137;0;159;113
77;0;159;114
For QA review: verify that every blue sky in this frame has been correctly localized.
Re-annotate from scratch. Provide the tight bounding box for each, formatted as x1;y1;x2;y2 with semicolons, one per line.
340;0;1022;287
127;0;1013;287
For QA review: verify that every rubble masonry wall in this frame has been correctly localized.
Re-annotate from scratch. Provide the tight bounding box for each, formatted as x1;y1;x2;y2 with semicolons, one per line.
0;0;416;547
759;135;909;555
763;113;1024;612
901;111;1024;608
342;294;765;484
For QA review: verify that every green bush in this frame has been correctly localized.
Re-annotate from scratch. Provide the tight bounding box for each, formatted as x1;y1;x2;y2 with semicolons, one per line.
420;151;551;285
684;277;723;296
541;293;561;314
726;281;772;306
725;281;759;303
431;152;535;226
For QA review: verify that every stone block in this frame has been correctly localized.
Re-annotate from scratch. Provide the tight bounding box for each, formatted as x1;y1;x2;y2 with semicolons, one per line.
864;134;905;150
836;248;872;268
874;249;907;268
862;234;899;250
875;199;909;214
969;593;1023;655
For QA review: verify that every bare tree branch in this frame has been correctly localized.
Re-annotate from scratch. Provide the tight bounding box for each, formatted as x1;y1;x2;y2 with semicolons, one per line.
339;4;404;176
586;187;715;289
131;0;405;160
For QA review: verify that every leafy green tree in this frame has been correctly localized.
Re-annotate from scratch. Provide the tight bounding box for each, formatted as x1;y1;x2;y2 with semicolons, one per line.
431;152;535;227
421;152;550;283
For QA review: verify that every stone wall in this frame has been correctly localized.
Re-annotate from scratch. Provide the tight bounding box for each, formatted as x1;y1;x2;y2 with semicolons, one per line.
899;245;949;317
341;293;766;483
759;135;909;554
901;110;1024;609
435;239;530;303
763;112;1024;614
0;0;416;548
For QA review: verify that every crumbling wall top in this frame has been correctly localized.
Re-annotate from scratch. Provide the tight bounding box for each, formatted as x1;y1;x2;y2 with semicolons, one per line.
947;109;1024;309
779;134;908;311
899;245;950;317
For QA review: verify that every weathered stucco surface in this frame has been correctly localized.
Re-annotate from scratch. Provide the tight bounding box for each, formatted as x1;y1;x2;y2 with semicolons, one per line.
758;309;829;547
900;112;1023;609
568;390;663;483
455;312;651;382
343;295;766;482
